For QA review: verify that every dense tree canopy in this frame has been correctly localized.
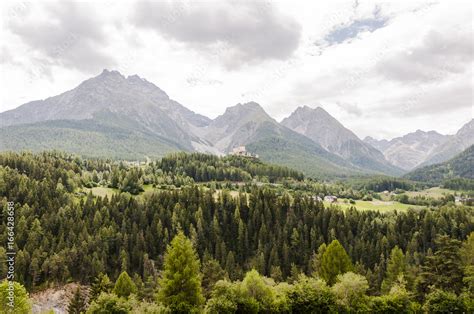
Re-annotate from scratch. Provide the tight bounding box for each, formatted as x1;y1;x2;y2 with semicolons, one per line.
0;151;473;312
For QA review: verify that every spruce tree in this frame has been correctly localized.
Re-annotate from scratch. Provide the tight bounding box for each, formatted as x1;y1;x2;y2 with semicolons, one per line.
157;232;204;312
113;271;137;298
67;287;87;314
90;273;112;302
382;246;407;293
202;258;227;298
311;243;327;277
320;240;353;285
417;235;463;295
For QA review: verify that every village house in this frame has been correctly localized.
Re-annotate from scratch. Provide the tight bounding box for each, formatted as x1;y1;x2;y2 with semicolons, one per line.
324;195;338;203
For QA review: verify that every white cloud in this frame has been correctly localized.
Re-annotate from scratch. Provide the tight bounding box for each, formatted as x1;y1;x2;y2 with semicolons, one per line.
0;0;472;139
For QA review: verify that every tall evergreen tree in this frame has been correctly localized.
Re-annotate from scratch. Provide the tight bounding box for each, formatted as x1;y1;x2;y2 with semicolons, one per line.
460;232;474;293
157;232;204;312
90;273;112;302
311;243;327;277
67;287;88;314
417;235;463;295
113;271;137;298
382;246;407;293
201;258;227;298
320;240;353;285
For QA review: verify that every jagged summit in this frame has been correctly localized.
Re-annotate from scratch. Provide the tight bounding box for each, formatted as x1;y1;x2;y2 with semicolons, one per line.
282;105;402;175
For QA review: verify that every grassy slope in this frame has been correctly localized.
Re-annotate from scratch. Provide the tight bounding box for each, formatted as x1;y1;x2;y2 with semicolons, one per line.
404;187;462;199
324;198;424;212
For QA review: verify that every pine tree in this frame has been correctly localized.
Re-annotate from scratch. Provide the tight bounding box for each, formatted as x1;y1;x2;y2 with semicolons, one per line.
90;273;112;302
382;246;407;293
417;235;463;295
157;232;204;312
460;232;474;293
67;287;87;314
320;240;353;285
202;258;227;298
311;243;327;277
113;271;137;298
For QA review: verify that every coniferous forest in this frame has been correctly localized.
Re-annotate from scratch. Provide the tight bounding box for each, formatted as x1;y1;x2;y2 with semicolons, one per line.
0;152;473;313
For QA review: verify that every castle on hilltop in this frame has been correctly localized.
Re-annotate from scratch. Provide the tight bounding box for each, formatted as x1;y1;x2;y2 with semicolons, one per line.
230;146;259;158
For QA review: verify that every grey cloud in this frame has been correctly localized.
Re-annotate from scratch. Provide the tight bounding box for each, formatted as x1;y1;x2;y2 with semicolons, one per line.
132;1;301;67
336;102;363;116
8;2;114;73
376;27;473;82
396;80;472;117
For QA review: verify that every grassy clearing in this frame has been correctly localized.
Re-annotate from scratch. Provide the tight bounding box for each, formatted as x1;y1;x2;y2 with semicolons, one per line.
213;190;248;200
404;187;458;199
324;198;424;213
83;186;119;198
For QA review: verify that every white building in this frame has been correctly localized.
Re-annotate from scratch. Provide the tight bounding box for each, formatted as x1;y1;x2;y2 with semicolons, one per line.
230;146;259;158
324;195;338;203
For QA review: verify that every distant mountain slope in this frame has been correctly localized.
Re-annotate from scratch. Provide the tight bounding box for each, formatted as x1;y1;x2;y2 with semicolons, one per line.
198;102;362;177
282;106;402;175
363;137;391;152
420;119;474;167
404;144;474;184
0;69;210;151
363;130;447;170
0;119;182;160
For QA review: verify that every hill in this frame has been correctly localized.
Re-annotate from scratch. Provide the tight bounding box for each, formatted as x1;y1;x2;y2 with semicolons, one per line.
404;144;474;185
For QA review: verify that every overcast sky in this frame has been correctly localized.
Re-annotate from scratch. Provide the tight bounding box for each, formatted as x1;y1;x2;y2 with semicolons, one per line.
0;0;472;140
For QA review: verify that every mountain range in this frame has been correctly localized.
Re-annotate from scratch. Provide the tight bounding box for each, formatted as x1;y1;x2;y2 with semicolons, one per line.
404;144;474;185
364;119;473;171
1;69;472;178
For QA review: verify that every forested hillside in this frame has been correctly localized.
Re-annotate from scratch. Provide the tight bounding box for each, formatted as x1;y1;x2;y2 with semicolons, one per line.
0;152;473;313
405;145;474;189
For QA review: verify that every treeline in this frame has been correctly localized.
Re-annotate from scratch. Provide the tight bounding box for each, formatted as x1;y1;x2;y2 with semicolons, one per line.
443;178;474;191
156;152;304;183
348;176;415;192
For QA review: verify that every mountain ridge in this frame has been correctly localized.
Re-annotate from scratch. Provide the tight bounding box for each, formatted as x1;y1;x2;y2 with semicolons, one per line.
363;121;473;171
281;105;402;175
1;69;471;178
404;144;474;185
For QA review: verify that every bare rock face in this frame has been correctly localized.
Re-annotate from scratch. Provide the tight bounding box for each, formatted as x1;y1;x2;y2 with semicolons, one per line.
200;102;276;152
364;120;473;171
282;106;402;175
373;130;447;170
420;119;474;167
